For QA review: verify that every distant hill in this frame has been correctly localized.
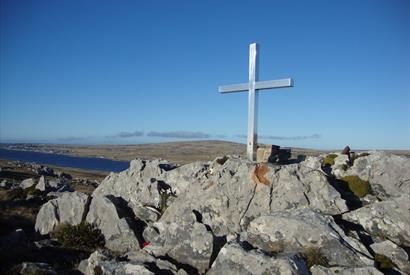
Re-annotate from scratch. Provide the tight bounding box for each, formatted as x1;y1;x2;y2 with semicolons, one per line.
1;140;408;165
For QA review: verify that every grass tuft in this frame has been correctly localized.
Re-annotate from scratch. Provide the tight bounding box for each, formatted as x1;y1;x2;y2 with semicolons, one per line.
51;222;105;251
302;247;329;268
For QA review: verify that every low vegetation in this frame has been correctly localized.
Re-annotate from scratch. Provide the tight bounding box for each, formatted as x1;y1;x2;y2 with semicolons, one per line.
51;222;105;251
302;247;329;268
340;176;371;198
322;154;338;167
374;254;394;269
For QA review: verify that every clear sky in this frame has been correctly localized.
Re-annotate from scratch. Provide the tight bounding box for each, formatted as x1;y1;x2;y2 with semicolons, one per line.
1;0;409;150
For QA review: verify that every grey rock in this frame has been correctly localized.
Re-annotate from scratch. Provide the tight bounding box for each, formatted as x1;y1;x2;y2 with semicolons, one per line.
208;241;308;275
92;159;181;220
35;176;46;191
19;262;57;275
48;178;72;192
158;157;347;237
78;250;154;275
86;195;140;253
342;194;410;246
241;208;373;267
310;265;382;275
333;151;410;198
35;191;90;235
144;208;214;274
20;178;36;189
370;240;410;274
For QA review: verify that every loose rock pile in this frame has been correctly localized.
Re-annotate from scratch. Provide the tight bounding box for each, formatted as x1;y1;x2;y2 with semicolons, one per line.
20;152;410;274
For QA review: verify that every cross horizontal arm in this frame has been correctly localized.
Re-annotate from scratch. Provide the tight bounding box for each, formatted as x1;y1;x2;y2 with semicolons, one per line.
219;78;293;93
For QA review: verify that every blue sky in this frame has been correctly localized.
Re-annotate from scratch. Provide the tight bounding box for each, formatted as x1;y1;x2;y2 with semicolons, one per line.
1;0;409;150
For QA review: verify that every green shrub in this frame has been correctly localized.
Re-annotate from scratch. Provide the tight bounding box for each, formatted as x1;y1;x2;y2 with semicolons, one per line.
51;222;105;251
374;254;393;269
340;176;370;198
302;247;328;268
322;154;338;167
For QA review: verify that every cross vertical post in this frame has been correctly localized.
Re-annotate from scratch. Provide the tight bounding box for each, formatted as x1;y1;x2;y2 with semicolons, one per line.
247;43;258;161
218;43;294;161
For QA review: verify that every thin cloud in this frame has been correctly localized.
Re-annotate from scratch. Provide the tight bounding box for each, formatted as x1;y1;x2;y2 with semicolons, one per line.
56;136;85;142
234;134;321;140
147;131;211;139
262;134;321;140
112;131;144;138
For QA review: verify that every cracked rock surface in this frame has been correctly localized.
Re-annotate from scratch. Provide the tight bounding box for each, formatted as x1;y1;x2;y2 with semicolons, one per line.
27;151;410;274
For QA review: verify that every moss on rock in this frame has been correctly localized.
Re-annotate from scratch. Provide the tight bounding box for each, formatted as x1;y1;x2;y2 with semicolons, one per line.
340;176;371;198
323;154;338;167
374;254;394;269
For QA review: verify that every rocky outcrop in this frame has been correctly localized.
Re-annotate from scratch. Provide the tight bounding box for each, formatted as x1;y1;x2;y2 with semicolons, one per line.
85;195;141;254
332;151;410;198
370;240;410;274
156;157;347;238
78;249;188;275
78;250;154;275
241;208;373;267
92;159;181;219
208;242;308;275
25;151;410;275
342;194;410;246
35;191;90;235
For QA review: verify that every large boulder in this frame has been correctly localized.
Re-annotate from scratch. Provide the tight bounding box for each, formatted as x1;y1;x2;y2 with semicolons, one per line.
370;240;410;274
157;157;347;237
92;159;182;218
35;191;90;235
86;195;141;253
342;194;410;247
78;250;154;275
332;151;410;198
207;242;308;275
241;208;374;267
144;208;214;274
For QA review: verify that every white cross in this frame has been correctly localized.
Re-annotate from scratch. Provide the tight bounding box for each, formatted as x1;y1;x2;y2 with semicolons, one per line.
218;43;294;161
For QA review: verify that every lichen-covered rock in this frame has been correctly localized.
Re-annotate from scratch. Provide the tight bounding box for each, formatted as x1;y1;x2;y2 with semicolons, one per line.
241;208;373;267
144;208;214;274
310;265;382;275
158;157;347;237
370;240;410;273
35;191;90;235
342;194;410;247
78;250;154;275
86;195;141;253
207;242;308;275
332;151;410;198
92;159;184;219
